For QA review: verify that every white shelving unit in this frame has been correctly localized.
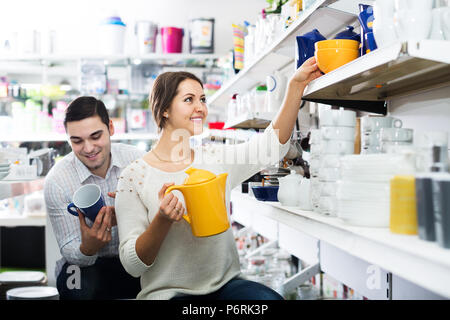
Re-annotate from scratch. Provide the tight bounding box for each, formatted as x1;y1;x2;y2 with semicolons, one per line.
224;111;277;129
302;40;450;113
208;0;358;109
0;214;46;227
0;53;221;65
232;190;450;299
213;1;450;300
0;132;158;143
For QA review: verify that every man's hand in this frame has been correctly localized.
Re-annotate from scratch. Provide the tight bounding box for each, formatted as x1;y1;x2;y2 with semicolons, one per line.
78;206;114;256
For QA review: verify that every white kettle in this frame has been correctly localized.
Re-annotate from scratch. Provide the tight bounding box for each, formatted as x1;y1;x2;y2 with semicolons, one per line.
266;71;287;112
277;170;302;207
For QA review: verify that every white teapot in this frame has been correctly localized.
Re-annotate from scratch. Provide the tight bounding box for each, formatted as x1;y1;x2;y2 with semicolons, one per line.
277;170;302;207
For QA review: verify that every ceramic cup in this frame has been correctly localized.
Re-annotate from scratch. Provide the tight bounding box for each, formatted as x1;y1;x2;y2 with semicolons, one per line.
321;126;355;141
319;109;356;127
361;115;403;133
429;7;446;40
319;167;340;182
431;173;450;249
362;131;381;146
373;0;398;47
67;184;104;221
415;131;448;172
415;173;436;241
381;141;413;153
442;7;450;40
394;0;433;41
361;144;382;154
380;127;414;142
321;140;355;155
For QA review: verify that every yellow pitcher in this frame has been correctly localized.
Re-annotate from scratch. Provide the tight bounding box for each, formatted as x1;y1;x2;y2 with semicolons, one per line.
165;167;229;237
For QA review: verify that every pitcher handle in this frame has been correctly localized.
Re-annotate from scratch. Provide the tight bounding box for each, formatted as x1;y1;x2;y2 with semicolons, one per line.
165;186;190;224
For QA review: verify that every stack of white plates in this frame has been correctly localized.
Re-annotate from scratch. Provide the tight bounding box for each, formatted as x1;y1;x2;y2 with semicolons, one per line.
0;271;48;300
336;154;415;227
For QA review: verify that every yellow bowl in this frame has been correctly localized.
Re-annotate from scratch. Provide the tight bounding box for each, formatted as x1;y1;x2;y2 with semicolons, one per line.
315;48;359;73
315;39;360;51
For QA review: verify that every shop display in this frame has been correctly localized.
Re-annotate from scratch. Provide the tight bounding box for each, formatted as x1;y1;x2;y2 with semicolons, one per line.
98;15;127;55
296;29;326;68
1;0;450;302
358;4;377;55
394;0;433;42
161;27;184;53
135;21;158;54
390;175;418;235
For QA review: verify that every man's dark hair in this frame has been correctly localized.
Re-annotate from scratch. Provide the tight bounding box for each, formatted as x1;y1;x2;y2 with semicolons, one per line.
64;96;110;129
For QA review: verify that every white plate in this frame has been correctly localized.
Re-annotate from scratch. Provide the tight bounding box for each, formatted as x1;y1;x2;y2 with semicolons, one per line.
6;286;59;300
0;271;46;283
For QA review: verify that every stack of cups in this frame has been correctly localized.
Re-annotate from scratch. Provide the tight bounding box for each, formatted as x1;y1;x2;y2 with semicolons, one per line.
312;108;357;216
309;129;322;213
337;153;416;227
360;115;403;154
380;127;414;153
414;131;450;249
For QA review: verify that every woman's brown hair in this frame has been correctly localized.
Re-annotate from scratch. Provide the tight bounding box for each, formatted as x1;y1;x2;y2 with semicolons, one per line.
149;71;204;131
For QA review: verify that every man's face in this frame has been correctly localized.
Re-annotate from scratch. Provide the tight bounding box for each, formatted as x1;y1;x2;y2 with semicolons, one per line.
66;115;114;175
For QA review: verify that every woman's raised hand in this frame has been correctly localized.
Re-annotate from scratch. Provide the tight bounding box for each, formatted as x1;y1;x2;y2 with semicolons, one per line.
157;182;185;222
290;56;322;87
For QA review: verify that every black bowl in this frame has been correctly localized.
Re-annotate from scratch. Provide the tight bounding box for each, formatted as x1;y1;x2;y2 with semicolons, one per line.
251;186;279;202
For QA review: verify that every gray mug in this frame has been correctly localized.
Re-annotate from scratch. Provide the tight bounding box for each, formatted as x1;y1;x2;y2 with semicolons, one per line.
432;174;450;249
415;174;435;241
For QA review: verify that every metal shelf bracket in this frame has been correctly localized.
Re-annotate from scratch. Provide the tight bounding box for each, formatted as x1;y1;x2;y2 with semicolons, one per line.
282;262;321;295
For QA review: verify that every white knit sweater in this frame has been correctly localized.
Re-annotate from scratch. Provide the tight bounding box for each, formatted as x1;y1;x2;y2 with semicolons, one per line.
115;123;289;300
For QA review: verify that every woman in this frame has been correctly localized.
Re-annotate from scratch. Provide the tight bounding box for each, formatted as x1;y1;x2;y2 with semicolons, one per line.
115;57;321;300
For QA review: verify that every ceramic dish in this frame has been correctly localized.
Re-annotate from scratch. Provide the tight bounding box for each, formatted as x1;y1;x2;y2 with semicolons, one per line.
0;271;46;283
336;180;390;201
251;186;279;202
6;286;59;300
337;199;390;227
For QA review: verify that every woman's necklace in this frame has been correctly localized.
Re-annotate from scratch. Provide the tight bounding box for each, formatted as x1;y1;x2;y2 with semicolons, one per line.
151;148;191;163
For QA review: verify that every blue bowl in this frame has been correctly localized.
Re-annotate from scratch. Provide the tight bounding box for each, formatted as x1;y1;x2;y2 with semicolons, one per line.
251;186;279;202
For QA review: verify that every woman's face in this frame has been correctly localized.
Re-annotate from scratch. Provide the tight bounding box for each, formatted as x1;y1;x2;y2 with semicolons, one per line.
165;79;208;136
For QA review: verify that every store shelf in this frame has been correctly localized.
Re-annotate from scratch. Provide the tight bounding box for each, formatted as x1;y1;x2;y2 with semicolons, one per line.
231;189;450;298
0;214;46;227
208;0;358;109
302;40;450;114
224;111;277;129
0;53;221;67
0;132;158;142
0;178;45;201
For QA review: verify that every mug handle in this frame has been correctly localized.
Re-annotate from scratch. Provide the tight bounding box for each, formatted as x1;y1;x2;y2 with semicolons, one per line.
67;203;79;216
164;186;190;224
393;119;402;128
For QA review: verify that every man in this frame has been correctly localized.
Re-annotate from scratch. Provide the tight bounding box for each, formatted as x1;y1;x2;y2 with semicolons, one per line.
44;96;145;299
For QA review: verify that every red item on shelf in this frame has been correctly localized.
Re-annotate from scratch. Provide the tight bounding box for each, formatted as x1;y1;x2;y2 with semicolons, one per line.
208;122;225;130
